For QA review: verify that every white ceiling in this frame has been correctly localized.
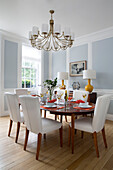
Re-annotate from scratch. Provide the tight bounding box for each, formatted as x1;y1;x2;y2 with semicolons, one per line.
0;0;113;38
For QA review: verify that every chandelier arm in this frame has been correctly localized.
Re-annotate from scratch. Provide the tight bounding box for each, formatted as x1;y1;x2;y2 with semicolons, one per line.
54;32;73;42
55;37;69;46
53;36;61;50
37;36;50;48
43;34;51;51
57;37;74;43
38;32;50;38
52;37;57;51
36;35;50;46
58;38;73;46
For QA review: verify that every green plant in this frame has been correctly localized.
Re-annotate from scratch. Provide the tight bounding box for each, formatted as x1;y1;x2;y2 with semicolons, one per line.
43;78;57;100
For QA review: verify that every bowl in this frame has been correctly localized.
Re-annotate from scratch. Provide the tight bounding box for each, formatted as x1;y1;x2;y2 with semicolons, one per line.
46;102;54;107
78;102;88;107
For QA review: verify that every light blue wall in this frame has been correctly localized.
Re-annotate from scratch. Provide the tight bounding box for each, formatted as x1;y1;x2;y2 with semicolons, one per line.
92;37;113;89
4;40;18;88
92;37;113;115
108;100;113;115
43;51;49;81
52;50;66;80
4;96;8;111
69;44;88;88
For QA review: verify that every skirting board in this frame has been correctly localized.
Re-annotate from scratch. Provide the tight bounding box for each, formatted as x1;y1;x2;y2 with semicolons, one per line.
106;113;113;121
0;113;9;117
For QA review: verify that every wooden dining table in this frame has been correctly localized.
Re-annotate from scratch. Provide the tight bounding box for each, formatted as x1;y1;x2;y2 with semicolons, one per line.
40;102;95;154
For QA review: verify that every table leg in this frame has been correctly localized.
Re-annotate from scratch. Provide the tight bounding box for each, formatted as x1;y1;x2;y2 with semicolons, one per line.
44;110;46;118
60;115;62;123
71;114;75;154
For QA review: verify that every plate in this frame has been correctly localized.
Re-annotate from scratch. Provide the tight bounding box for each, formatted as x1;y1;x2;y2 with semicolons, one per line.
44;105;57;108
54;101;65;105
70;99;76;102
79;105;92;108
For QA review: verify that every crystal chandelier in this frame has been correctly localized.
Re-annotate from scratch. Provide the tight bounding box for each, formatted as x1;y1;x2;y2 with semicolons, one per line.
29;10;74;51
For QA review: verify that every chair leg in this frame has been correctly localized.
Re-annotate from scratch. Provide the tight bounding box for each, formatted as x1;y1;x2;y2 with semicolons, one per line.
93;132;99;157
15;122;20;143
44;110;46;118
81;131;84;138
8;119;13;137
102;127;107;148
36;133;42;160
24;128;29;150
59;126;63;147
68;125;71;146
44;134;46;139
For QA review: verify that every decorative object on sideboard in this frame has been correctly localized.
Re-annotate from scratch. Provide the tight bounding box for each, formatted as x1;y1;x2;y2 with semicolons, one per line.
57;72;68;90
29;10;74;51
72;82;80;90
69;60;87;77
83;70;96;93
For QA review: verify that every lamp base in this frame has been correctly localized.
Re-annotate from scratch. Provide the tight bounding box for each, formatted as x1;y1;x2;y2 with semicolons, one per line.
59;79;66;90
85;79;93;93
59;85;66;90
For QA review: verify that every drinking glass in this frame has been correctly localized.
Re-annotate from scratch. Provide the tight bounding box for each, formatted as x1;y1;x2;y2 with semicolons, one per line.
82;94;87;102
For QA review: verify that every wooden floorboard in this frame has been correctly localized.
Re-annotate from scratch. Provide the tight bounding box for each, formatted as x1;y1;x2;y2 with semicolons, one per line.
0;114;113;170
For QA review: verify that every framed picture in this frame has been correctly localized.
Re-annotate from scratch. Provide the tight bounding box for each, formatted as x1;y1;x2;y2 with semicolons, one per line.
69;60;87;77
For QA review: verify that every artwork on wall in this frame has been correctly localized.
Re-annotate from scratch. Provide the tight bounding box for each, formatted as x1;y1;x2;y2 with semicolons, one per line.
69;60;87;77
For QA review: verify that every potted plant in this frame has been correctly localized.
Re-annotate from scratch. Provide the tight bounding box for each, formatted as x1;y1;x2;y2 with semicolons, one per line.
43;78;57;100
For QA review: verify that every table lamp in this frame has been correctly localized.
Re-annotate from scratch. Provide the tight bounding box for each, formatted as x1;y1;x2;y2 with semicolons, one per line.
83;70;96;92
57;72;68;89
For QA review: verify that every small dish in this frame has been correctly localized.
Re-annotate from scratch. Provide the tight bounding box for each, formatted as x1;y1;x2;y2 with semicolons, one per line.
70;99;76;102
78;102;88;107
79;105;92;108
44;105;57;108
46;102;54;107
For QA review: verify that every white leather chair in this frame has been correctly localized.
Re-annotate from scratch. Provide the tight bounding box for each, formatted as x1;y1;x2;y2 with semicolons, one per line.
19;95;63;160
14;88;28;110
73;90;89;102
5;92;24;143
69;94;111;157
14;88;28;96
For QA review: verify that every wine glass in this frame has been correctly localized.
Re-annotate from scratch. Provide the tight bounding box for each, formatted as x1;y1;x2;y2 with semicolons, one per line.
57;93;63;105
82;94;87;102
40;93;44;104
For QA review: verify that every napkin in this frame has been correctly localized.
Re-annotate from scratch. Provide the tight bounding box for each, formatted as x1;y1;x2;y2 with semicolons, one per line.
48;99;57;103
68;97;73;101
75;100;85;104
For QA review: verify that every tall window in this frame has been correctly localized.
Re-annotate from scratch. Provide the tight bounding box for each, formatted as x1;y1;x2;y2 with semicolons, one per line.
22;45;41;88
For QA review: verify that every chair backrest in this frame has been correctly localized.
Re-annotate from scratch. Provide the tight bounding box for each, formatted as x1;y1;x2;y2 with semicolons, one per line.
19;96;42;134
92;95;111;132
73;90;89;101
14;88;28;95
5;92;21;122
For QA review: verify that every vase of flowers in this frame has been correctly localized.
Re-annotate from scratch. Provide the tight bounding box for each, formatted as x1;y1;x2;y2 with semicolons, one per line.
43;78;57;101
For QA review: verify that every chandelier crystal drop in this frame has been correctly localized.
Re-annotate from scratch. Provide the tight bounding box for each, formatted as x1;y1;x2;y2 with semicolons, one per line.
29;10;74;51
